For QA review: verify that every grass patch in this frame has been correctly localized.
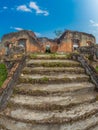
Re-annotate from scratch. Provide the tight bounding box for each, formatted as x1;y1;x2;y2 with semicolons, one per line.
28;53;72;59
0;63;8;87
41;77;49;82
29;53;37;59
95;66;98;72
28;62;81;67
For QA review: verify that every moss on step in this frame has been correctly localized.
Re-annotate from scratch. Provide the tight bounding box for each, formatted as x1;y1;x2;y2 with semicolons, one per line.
28;62;81;68
19;76;89;84
29;53;37;59
13;88;50;96
28;53;72;60
22;68;85;75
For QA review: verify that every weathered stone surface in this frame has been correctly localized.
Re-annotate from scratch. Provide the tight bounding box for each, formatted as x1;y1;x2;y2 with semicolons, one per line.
0;30;96;55
0;54;97;129
14;82;95;96
57;30;96;53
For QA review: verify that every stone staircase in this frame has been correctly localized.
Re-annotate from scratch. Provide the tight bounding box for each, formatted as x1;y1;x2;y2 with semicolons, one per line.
0;54;98;130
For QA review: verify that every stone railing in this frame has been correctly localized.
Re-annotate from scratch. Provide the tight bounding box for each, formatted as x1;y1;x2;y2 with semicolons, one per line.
72;53;98;90
77;45;98;61
0;56;26;111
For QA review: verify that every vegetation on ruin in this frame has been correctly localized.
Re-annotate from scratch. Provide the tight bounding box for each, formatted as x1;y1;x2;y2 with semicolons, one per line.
29;53;38;59
54;30;63;38
95;66;98;72
28;62;81;68
0;63;8;87
28;53;72;59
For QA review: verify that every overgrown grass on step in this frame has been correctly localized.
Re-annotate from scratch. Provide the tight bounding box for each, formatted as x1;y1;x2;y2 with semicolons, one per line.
0;63;8;87
29;53;37;59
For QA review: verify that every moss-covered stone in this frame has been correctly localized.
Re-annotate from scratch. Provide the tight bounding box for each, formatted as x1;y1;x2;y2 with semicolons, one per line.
19;76;89;84
28;62;81;68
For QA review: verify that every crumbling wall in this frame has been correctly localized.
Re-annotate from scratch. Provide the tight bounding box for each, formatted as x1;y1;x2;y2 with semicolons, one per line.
57;30;96;53
1;30;41;54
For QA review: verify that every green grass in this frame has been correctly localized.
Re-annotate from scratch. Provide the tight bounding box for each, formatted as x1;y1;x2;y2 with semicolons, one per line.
95;66;98;72
29;53;37;59
0;63;8;87
28;53;72;59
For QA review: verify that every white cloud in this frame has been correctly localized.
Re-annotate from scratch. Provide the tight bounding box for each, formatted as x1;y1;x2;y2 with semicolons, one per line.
10;26;23;31
3;6;8;10
90;20;98;27
3;1;49;16
17;5;32;12
29;2;49;16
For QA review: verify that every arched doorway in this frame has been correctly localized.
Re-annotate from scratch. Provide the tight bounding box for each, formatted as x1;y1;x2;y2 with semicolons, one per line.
45;45;51;53
18;39;27;53
72;39;80;51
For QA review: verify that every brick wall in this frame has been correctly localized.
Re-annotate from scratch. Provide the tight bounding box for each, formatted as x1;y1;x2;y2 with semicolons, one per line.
26;40;41;53
57;41;72;53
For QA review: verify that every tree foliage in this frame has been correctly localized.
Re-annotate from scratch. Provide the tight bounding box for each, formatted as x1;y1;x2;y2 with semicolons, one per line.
54;30;63;38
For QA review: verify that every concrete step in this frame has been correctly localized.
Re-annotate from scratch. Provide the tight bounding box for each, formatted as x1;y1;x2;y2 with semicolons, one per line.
22;67;85;75
0;124;8;130
26;59;81;67
8;92;96;111
1;101;98;125
28;54;71;60
1;112;98;130
14;82;95;96
19;73;90;84
89;125;98;130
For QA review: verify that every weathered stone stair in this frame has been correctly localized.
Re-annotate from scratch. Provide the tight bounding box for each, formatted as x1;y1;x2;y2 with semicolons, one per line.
0;54;98;130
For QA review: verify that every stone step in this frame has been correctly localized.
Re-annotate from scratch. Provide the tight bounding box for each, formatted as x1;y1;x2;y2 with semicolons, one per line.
1;101;98;125
26;59;81;67
1;112;98;130
0;124;8;130
22;67;85;75
28;54;71;60
89;125;98;130
8;92;96;111
14;82;95;96
19;73;90;84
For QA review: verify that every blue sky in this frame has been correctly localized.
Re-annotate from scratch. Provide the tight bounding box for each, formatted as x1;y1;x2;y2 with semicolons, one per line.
0;0;98;42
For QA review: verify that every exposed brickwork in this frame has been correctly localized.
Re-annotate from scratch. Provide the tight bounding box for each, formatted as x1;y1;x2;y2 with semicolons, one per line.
0;30;96;54
57;41;72;53
57;30;96;53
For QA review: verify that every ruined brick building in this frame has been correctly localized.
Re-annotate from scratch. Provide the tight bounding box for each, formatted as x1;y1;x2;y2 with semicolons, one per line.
57;30;96;52
0;30;96;55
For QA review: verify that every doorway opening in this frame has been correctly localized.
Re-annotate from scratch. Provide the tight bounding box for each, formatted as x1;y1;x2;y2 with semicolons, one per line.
72;39;80;51
45;45;51;53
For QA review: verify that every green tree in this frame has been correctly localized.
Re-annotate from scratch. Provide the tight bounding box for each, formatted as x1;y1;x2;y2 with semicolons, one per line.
54;30;63;38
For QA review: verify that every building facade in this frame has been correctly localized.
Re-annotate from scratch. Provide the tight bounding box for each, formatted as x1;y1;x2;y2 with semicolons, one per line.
57;30;96;53
0;30;96;55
